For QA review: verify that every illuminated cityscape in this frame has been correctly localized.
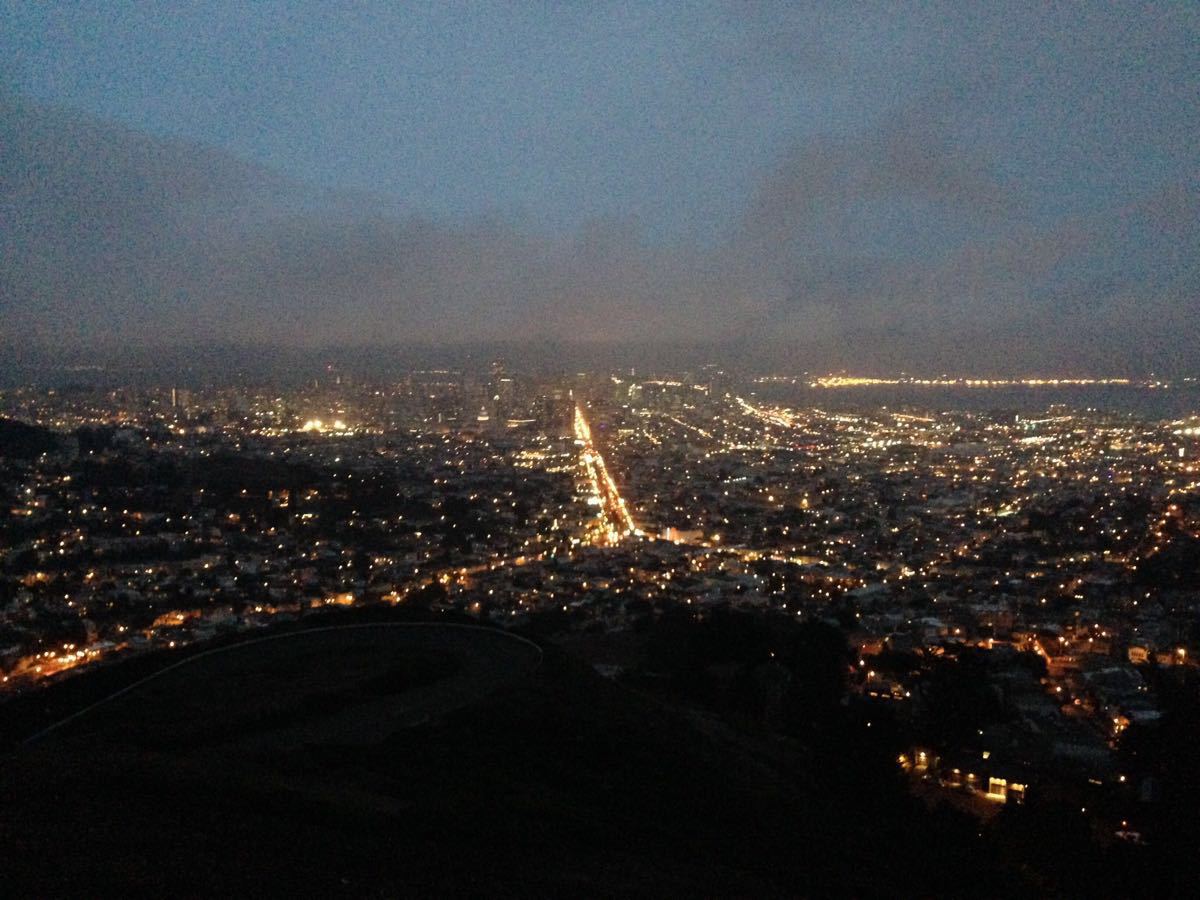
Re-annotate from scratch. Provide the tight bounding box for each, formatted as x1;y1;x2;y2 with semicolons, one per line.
3;362;1200;891
13;383;1200;900
3;2;1198;895
3;375;1197;713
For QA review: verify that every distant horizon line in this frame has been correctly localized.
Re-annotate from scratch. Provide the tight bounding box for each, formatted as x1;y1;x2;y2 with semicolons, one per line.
2;338;1196;383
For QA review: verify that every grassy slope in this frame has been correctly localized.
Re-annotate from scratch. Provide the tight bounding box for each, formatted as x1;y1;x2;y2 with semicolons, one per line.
0;631;1009;897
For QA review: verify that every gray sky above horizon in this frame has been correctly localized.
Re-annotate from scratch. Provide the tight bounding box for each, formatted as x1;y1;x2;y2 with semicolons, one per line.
1;1;1197;371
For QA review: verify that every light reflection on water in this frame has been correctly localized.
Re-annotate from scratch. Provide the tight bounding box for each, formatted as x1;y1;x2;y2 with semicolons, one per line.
749;384;1200;420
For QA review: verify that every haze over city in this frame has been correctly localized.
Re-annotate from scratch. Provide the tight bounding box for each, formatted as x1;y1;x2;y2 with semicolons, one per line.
3;4;1200;897
2;2;1197;372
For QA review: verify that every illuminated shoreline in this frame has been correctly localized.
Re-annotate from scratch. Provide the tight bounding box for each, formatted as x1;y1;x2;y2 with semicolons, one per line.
752;375;1197;390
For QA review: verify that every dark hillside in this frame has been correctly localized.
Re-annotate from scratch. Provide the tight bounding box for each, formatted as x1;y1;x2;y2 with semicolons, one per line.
0;619;1017;897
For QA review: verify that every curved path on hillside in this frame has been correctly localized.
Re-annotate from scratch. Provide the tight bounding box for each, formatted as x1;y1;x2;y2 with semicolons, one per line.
22;624;543;751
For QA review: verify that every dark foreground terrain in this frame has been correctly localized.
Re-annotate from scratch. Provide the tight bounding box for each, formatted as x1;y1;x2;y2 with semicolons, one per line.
0;612;1079;897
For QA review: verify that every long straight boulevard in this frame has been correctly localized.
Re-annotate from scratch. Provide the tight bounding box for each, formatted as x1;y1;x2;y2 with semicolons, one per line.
574;404;641;544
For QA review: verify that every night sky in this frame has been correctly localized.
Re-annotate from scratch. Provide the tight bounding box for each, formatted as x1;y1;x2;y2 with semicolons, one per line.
1;2;1197;371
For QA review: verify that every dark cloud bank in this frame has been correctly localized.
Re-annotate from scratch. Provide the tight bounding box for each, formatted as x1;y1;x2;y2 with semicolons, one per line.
1;89;1197;375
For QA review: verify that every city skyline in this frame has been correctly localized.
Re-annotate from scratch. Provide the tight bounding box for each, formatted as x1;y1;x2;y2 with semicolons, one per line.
2;6;1199;892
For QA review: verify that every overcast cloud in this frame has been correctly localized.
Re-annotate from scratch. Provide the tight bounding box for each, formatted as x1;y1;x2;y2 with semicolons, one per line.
1;3;1196;372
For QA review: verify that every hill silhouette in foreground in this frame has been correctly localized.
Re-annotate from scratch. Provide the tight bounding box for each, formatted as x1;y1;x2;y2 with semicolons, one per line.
0;614;1015;897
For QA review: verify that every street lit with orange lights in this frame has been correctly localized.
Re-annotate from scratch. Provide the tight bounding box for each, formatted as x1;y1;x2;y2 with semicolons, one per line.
574;403;641;544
